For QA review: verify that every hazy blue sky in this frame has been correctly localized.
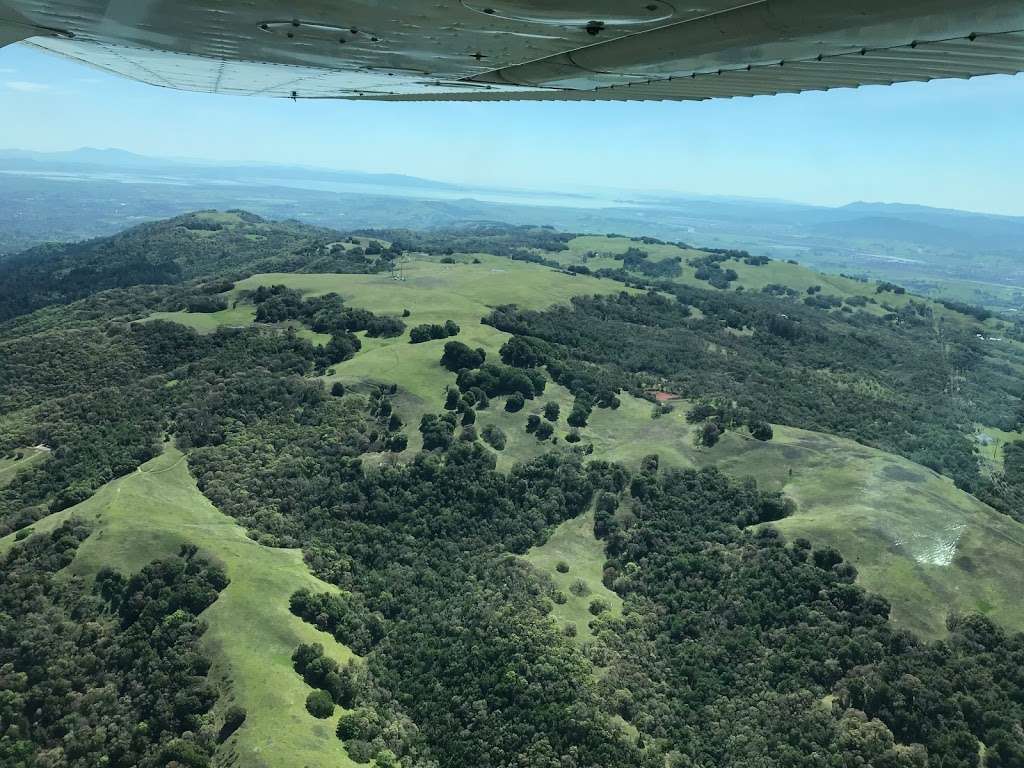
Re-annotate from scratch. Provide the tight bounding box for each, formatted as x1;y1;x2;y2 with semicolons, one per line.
2;43;1023;215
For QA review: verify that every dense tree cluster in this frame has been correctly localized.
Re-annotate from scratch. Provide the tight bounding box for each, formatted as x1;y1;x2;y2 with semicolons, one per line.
419;412;458;451
590;465;1023;767
355;223;573;266
3;213;1024;768
290;590;384;656
937;298;993;322
0;523;228;767
616;247;683;278
481;424;507;450
686;399;775;443
0;211;394;322
0;311;375;535
690;253;739;288
804;293;844;310
485;286;1012;496
456;362;546;400
497;330;626;411
978;439;1024;524
439;341;486;372
251;285;405;340
291;641;360;711
186;295;228;313
876;281;908;295
409;320;460;344
762;282;800;297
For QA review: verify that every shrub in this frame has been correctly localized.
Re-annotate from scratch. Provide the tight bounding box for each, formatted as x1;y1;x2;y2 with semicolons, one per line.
445;388;461;410
409;321;459;344
687;402;717;423
420;413;456;451
556;561;570;573
543;402;560;422
589;599;610;616
306;689;335;719
218;706;247;742
700;422;721;447
481;424;506;450
365;316;406;338
813;547;844;570
569;579;591;598
500;336;547;368
324;332;361;364
441;341;486;372
505;393;525;413
535;422;554;440
186;296;228;314
457;363;546;400
567;408;588;428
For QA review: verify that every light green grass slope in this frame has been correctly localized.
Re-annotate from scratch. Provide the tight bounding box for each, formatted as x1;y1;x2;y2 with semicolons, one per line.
582;400;1024;639
486;391;1024;639
0;446;49;489
522;507;624;645
142;258;1024;639
0;447;358;768
974;423;1023;473
233;257;637;455
705;426;1024;639
147;304;257;334
557;235;979;324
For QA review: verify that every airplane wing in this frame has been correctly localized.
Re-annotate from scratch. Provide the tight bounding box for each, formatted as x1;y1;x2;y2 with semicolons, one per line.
2;1;1023;102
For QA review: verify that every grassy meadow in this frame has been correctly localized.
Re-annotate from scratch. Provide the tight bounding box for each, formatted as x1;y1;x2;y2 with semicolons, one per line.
138;251;1024;639
0;446;49;489
521;507;624;646
555;235;993;326
230;256;639;455
495;390;1024;638
0;446;359;768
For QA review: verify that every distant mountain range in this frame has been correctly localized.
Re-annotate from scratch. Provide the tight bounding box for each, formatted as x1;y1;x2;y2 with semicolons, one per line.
3;148;1024;307
0;147;462;190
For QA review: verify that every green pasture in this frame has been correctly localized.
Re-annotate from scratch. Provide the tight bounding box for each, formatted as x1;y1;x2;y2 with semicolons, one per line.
0;447;359;768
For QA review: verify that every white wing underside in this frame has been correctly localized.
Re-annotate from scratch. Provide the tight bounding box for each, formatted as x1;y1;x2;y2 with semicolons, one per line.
4;1;1024;102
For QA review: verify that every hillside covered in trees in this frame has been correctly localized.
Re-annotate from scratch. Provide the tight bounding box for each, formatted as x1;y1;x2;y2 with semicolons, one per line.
0;213;1022;768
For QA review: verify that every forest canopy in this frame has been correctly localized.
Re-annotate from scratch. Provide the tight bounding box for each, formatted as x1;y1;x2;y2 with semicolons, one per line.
1;214;1022;768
